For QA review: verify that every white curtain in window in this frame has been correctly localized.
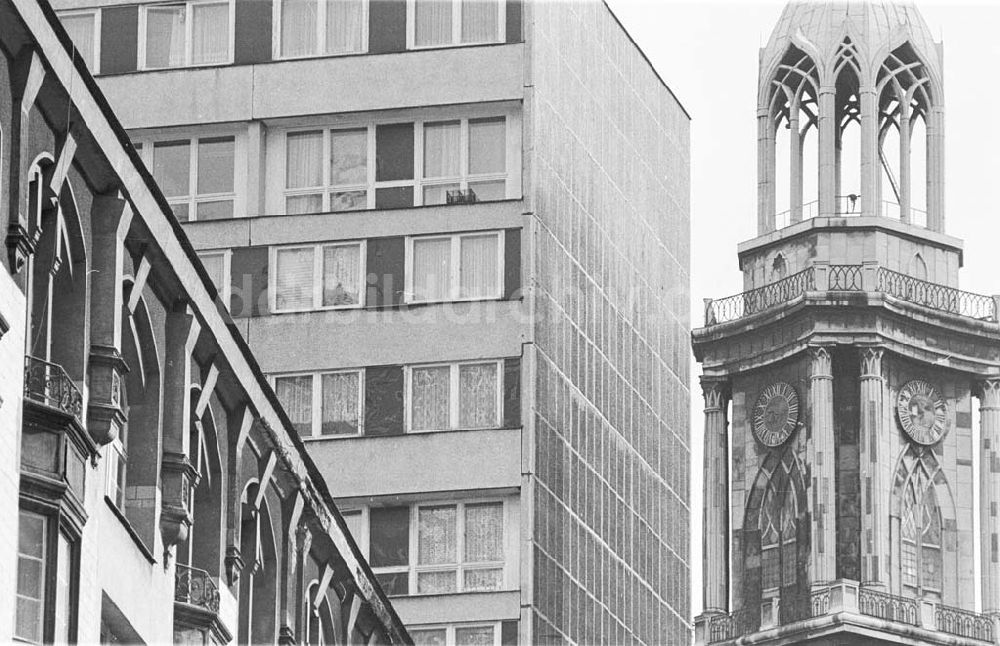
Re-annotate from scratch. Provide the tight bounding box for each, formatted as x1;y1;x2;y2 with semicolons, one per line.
469;117;506;174
326;0;364;54
192;2;229;64
146;5;185;68
458;363;497;428
330;129;367;186
464;503;502;562
282;0;318;56
275;375;313;435
411;629;447;646
455;626;495;646
322;245;361;306
412;238;452;301
459;234;497;298
62;14;96;69
276;248;314;310
321;372;359;434
423;121;461;179
415;0;452;47
418;506;456;564
461;0;499;44
411;366;450;430
287;131;323;189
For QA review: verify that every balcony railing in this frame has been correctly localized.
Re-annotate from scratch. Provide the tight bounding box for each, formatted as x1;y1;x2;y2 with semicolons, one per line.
698;581;996;645
936;603;995;643
175;563;221;614
774;197;927;229
858;587;918;626
704;265;998;326
24;356;84;420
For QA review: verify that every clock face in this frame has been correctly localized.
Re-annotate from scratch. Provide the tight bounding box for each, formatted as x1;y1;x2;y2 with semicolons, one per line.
752;382;800;447
897;380;947;445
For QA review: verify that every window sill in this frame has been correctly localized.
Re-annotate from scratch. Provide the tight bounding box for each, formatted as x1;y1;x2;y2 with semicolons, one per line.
104;496;157;565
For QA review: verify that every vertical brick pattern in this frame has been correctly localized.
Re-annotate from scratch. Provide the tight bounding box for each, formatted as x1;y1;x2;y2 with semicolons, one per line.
980;379;1000;611
858;348;885;585
808;346;835;585
528;2;690;644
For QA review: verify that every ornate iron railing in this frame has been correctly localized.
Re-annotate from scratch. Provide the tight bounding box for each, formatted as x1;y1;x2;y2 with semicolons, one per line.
175;563;220;614
935;603;994;642
706;268;815;325
24;356;84;420
828;264;863;291
877;268;997;321
858;587;918;626
706;608;757;644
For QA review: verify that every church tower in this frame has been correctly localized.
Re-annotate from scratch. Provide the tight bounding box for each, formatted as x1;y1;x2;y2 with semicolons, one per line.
694;2;1000;644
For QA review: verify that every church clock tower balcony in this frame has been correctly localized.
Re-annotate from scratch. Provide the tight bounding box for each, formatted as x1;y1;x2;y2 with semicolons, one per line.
693;2;1000;645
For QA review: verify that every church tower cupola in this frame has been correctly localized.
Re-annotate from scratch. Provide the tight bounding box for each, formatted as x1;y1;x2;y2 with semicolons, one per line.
694;3;1000;645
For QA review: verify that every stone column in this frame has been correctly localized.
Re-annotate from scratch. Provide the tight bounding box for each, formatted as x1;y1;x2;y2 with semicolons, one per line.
979;378;1000;612
898;97;912;225
859;347;886;587
758;109;776;234
859;89;880;218
817;86;837;218
809;346;836;586
701;377;730;613
293;524;312;642
926;106;946;232
789;103;803;224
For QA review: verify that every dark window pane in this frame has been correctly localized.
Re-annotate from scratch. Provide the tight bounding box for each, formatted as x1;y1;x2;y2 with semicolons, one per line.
196;199;234;220
375;123;414;181
153;140;190;197
197;137;235;194
170;202;190;222
374;571;409;596
375;186;413;210
370;506;409;567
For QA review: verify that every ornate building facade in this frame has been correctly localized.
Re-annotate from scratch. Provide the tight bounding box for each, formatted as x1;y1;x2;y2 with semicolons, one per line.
695;2;1000;645
0;0;409;642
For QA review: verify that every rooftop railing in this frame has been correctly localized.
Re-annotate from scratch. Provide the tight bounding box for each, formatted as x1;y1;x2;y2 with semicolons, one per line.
703;264;998;326
175;563;221;614
774;197;927;229
24;355;84;420
936;603;995;643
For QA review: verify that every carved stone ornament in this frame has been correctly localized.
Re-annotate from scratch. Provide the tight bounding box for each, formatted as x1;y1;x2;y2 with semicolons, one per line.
752;382;800;447
897;380;947;445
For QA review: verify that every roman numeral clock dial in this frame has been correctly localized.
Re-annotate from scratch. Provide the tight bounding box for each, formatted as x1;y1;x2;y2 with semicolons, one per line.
752;382;800;447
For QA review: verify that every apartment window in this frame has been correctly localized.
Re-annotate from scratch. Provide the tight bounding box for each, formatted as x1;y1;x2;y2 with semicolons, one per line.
407;232;502;303
152;137;236;221
285;129;370;214
278;113;512;215
277;0;367;58
422;117;505;205
368;501;505;597
408;361;501;431
410;0;504;48
274;370;363;437
272;242;364;312
197;250;231;303
59;10;100;72
15;511;47;643
141;0;233;69
411;623;504;646
105;439;126;509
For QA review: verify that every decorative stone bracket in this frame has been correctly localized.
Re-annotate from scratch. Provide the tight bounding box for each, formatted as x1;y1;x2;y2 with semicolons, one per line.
160;451;199;564
86;344;128;446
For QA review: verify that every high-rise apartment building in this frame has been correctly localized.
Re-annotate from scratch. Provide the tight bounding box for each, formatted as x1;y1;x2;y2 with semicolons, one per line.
695;2;1000;644
51;0;692;642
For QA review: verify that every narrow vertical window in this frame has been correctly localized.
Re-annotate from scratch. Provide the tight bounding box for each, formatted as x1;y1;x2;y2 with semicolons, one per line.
411;366;451;431
191;2;229;64
281;0;318;57
145;5;186;68
196;137;235;219
53;533;73;644
275;247;315;311
459;234;498;299
286;131;324;214
414;0;452;47
15;511;46;643
326;0;365;54
463;502;503;590
423;121;461;205
153;140;191;221
322;245;362;306
467;117;506;200
321;371;361;435
417;505;458;593
329;129;368;211
370;507;410;595
458;363;498;429
460;0;498;44
275;375;313;436
900;462;943;593
411;238;452;302
60;11;98;70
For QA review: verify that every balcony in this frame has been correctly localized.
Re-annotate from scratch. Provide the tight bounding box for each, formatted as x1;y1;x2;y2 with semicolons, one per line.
24;355;84;420
702;264;997;326
696;580;997;645
174;563;231;645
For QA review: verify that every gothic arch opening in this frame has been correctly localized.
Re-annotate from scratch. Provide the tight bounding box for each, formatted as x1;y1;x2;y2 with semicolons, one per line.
768;44;820;227
835;39;862;214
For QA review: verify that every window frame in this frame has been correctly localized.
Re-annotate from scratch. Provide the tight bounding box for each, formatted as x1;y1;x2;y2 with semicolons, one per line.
14;510;79;645
196;249;232;306
269;240;367;314
268;105;520;216
134;131;244;222
417;116;509;206
104;439;127;510
405;359;503;433
410;622;503;646
406;0;506;50
404;231;504;304
358;498;511;597
138;0;236;70
272;0;370;60
271;368;366;438
57;8;102;74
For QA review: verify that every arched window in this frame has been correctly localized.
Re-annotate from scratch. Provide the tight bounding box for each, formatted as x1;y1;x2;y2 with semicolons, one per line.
772;254;787;281
760;478;798;591
900;461;943;594
909;253;928;281
834;38;862;214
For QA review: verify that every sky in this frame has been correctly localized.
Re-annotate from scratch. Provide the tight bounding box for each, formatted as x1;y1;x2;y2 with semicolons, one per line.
604;0;1000;621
